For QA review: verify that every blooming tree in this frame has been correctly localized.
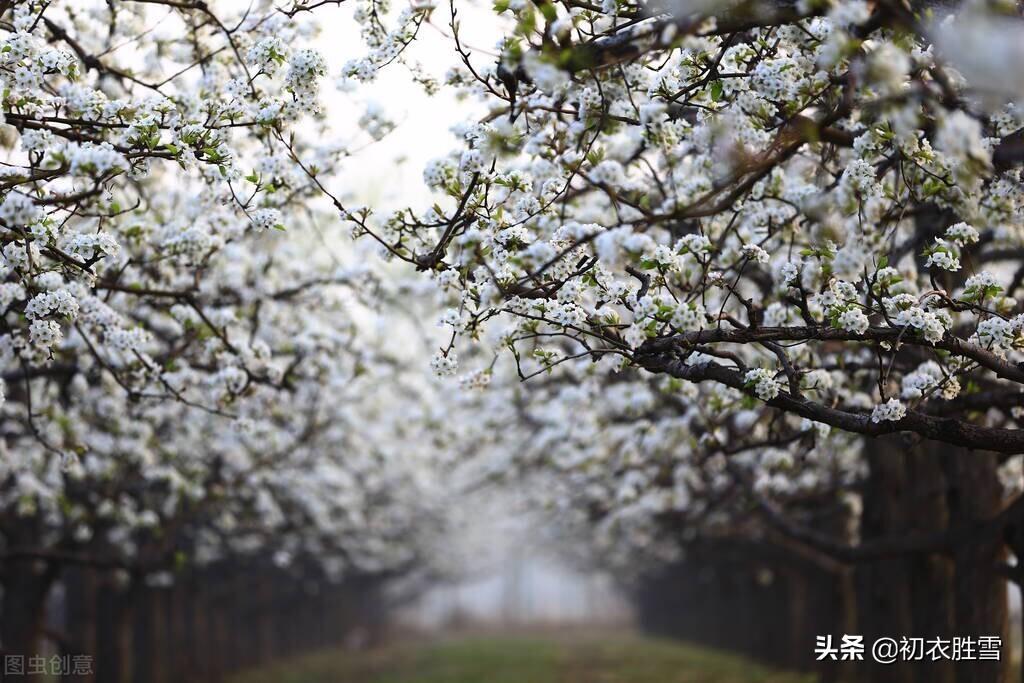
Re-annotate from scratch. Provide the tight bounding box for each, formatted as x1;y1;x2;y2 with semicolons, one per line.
347;0;1024;452
6;0;1024;680
331;0;1024;679
0;0;451;659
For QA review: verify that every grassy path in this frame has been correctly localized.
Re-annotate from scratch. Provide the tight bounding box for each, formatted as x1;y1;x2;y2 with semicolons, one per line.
232;632;814;683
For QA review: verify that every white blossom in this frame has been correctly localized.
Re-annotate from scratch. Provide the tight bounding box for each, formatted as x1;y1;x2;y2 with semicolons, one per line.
871;398;906;423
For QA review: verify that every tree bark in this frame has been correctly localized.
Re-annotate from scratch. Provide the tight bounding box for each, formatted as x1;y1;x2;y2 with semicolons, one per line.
0;556;57;659
945;449;1011;683
95;580;134;683
856;436;1010;683
64;568;98;683
906;444;956;683
856;436;918;683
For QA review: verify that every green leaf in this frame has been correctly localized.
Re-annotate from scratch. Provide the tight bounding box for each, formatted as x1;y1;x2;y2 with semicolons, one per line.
517;7;537;34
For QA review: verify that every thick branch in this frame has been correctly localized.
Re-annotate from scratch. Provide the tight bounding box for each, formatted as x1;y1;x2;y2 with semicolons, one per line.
636;355;1024;453
642;325;1024;385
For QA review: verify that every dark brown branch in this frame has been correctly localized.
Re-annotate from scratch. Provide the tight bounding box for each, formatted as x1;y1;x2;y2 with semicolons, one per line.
636;354;1024;453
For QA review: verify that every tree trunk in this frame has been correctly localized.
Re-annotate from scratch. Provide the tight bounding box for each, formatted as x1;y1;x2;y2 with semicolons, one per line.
167;583;185;683
0;557;57;658
64;568;98;683
95;580;134;683
140;588;167;683
856;436;1009;683
945;449;1011;683
856;436;918;683
906;444;956;683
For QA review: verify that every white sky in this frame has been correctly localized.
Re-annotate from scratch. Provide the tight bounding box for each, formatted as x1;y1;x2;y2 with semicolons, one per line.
312;0;505;210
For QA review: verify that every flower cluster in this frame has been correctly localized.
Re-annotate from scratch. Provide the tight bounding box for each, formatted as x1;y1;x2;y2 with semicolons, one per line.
0;0;449;599
871;398;907;423
331;0;1024;573
744;368;781;401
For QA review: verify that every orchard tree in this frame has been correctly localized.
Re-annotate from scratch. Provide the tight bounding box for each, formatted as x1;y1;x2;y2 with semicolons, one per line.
346;0;1024;452
0;0;449;663
331;0;1024;680
7;0;1024;682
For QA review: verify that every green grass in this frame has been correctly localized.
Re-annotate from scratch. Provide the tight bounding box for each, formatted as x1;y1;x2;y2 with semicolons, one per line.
231;632;815;683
